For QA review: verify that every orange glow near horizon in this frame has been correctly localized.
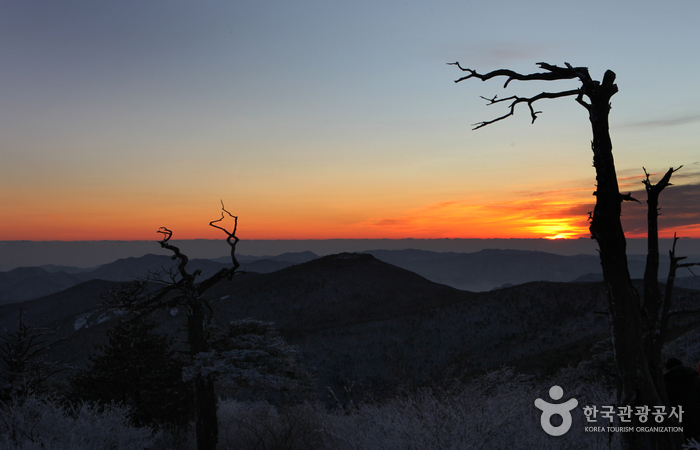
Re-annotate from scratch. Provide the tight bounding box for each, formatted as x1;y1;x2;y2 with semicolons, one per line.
625;223;700;240
351;196;594;240
2;186;699;241
0;205;588;241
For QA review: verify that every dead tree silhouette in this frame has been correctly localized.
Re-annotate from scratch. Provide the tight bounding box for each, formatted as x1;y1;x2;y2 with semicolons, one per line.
107;201;240;450
642;167;680;394
449;62;687;449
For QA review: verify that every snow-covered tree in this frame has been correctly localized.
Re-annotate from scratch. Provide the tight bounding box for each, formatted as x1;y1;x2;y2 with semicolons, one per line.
184;318;310;393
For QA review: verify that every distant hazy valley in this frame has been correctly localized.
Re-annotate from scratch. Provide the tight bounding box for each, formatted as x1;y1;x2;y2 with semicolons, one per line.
2;247;699;305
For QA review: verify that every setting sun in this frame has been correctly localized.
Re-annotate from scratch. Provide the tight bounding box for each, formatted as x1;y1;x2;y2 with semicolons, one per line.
527;217;590;240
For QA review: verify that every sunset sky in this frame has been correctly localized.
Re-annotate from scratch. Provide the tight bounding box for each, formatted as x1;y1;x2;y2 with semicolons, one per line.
2;1;699;241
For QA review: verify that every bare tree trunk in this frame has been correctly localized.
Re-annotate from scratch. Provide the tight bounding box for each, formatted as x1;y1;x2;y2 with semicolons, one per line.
187;297;218;450
192;375;218;450
641;167;679;404
643;182;664;388
585;72;681;450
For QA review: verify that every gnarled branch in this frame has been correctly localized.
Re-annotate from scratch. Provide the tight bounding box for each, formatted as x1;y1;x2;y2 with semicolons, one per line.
620;192;640;203
472;90;580;130
450;62;588;130
449;61;584;87
157;227;193;284
209;200;240;273
642;166;682;197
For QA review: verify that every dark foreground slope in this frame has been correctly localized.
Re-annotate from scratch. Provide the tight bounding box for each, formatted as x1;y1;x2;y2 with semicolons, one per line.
206;258;613;397
2;253;699;401
197;253;700;397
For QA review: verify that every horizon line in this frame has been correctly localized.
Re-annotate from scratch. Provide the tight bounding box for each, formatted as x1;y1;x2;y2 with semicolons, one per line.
4;237;696;243
0;236;680;243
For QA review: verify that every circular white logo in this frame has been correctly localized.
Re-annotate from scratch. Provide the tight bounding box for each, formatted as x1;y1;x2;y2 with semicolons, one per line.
534;385;578;436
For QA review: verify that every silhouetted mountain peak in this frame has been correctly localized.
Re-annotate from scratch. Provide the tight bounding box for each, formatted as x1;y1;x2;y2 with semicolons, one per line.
272;251;319;263
324;252;377;261
206;251;469;334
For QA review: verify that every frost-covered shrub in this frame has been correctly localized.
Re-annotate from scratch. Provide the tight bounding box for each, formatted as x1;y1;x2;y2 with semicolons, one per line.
212;366;618;450
0;396;160;450
321;367;618;450
184;319;310;393
209;334;700;450
218;400;326;450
